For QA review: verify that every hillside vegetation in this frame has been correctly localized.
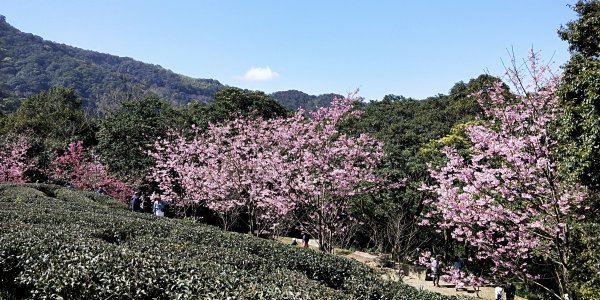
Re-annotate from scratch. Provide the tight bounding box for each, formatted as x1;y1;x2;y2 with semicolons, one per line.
0;16;338;113
0;15;223;111
0;183;466;300
270;90;342;111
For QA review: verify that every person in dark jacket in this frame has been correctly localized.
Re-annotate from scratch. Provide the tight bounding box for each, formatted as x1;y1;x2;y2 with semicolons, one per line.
95;186;107;195
129;192;140;212
504;282;516;300
301;230;310;248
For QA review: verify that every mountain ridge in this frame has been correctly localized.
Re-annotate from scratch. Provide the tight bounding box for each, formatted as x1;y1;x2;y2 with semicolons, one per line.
0;15;338;112
0;15;223;109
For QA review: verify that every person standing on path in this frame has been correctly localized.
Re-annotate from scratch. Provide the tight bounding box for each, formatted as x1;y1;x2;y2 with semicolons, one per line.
504;282;516;300
452;256;464;290
301;229;310;248
494;284;504;300
431;255;442;287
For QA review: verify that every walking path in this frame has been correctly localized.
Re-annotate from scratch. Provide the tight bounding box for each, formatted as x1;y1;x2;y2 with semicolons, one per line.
280;237;524;299
342;250;525;300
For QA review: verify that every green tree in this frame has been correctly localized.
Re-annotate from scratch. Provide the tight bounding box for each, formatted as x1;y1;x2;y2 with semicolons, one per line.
558;0;600;191
0;111;6;136
0;87;20;114
204;87;288;124
570;223;600;299
96;95;180;182
2;88;93;179
558;2;600;299
559;0;600;57
4;87;90;145
446;74;499;122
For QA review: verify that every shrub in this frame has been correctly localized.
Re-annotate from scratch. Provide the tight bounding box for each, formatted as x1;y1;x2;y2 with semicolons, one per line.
0;183;467;300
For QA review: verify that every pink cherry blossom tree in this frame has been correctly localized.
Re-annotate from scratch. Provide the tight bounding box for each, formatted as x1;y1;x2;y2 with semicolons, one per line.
277;97;385;252
148;95;389;248
149;118;295;234
49;141;133;201
0;136;33;183
421;51;586;299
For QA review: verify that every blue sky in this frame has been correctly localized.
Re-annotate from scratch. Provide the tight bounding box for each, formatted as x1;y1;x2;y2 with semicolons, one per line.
2;1;577;101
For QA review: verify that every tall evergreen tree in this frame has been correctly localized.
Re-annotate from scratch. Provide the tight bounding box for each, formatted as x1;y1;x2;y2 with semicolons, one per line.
558;1;600;298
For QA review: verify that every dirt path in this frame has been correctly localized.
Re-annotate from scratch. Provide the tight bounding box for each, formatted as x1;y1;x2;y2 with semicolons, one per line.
342;251;524;300
278;237;524;299
383;270;499;299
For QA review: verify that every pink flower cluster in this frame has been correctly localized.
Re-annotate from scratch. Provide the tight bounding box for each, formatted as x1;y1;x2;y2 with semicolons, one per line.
0;137;32;183
148;95;390;246
422;51;587;291
49;141;133;201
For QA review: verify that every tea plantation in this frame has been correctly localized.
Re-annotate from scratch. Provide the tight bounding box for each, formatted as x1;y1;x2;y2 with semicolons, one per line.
0;183;467;300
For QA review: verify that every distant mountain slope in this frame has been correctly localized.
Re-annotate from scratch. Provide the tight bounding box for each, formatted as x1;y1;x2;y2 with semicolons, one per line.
0;15;224;110
0;15;339;113
270;90;342;111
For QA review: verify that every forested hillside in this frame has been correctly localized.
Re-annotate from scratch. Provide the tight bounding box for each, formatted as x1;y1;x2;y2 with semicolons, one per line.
0;15;223;112
0;15;338;113
270;90;342;111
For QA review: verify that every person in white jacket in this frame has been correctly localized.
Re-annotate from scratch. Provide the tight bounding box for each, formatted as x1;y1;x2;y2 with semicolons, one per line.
152;193;165;217
494;284;504;300
431;255;442;287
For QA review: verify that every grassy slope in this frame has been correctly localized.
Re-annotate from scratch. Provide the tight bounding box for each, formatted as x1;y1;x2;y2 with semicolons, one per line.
0;183;466;300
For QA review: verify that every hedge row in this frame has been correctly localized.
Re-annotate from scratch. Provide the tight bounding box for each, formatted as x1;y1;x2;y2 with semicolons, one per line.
0;183;468;300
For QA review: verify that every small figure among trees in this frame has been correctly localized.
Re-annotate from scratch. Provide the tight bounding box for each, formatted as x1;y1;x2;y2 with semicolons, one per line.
301;230;310;248
129;192;140;212
431;255;442;287
152;193;166;217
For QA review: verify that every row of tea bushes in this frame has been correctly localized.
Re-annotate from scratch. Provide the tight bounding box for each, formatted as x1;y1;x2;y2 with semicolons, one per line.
0;183;468;299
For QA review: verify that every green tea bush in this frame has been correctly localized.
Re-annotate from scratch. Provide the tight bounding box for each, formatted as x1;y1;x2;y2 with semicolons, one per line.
0;183;467;300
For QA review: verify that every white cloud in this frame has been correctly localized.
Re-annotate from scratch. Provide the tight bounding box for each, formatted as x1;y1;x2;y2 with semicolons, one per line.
237;66;280;81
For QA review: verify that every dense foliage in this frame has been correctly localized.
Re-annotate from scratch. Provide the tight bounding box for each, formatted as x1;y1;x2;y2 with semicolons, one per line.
0;87;95;181
270;90;342;111
203;87;288;124
558;0;600;195
557;1;600;299
1;87;91;150
95;95;182;182
0;183;468;300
